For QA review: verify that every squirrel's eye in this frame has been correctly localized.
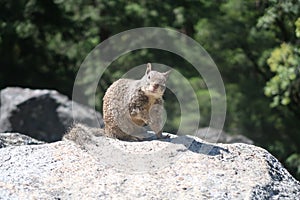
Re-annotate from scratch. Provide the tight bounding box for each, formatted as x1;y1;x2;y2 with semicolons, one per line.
148;75;151;79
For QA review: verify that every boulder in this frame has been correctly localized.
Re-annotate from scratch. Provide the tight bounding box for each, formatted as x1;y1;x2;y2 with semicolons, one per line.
0;132;44;148
195;127;254;144
0;87;103;142
0;134;299;199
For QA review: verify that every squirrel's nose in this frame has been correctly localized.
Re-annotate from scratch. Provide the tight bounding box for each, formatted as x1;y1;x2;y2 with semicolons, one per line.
153;84;159;90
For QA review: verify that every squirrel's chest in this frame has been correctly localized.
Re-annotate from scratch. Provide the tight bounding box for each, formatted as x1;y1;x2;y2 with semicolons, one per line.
130;94;159;110
128;94;162;126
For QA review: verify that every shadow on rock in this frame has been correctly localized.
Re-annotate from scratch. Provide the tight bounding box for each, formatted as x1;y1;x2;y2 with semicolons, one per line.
141;133;229;156
171;135;229;156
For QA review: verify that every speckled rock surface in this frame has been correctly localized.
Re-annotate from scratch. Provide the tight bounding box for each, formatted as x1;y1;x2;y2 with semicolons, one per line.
0;132;44;148
0;135;299;199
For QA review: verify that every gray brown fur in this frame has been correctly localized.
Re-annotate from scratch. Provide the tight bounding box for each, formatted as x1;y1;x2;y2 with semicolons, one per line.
103;63;170;141
63;123;104;148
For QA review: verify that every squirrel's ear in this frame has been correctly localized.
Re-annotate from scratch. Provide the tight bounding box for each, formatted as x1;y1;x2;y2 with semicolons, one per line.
146;63;152;75
163;69;172;78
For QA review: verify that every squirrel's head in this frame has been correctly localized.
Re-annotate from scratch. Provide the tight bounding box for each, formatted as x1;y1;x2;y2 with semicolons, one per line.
141;63;171;98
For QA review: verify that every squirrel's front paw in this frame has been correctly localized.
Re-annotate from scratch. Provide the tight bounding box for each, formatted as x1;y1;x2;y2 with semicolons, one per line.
161;134;170;139
130;108;139;116
156;132;170;140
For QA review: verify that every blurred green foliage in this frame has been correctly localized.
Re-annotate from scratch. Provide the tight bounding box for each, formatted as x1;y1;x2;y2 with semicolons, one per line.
1;0;300;179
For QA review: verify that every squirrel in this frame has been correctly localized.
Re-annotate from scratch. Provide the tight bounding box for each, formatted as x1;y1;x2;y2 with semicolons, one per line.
64;63;171;142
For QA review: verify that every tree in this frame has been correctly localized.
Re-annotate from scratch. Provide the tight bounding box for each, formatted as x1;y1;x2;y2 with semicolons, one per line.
259;0;300;179
0;0;101;96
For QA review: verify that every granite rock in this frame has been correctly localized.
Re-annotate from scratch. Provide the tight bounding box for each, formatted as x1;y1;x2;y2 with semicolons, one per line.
0;132;44;148
0;134;299;199
0;87;103;142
